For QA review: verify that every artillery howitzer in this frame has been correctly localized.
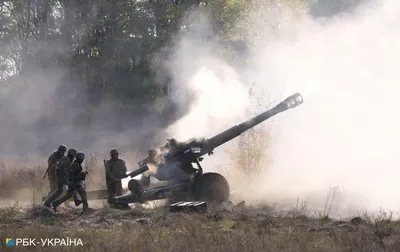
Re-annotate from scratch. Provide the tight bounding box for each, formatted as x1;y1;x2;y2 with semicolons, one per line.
106;93;303;206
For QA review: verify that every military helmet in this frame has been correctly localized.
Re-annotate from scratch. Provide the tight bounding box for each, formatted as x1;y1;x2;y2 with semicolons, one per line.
67;148;78;156
76;152;85;160
110;149;119;155
58;145;67;152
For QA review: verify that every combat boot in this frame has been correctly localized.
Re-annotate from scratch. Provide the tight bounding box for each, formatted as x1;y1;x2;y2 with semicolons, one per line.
81;200;89;213
51;202;59;213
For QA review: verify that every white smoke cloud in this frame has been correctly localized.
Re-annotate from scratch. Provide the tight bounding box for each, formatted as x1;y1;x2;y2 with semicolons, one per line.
167;62;249;141
165;0;400;215
252;0;400;214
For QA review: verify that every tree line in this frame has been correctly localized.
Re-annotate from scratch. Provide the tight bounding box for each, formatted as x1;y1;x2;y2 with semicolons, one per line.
0;0;307;154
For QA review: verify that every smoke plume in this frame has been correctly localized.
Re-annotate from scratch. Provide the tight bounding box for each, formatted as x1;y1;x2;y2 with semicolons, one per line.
2;0;399;216
165;0;400;215
0;3;188;157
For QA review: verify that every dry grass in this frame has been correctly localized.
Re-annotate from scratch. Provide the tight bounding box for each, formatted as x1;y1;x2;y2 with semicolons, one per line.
2;152;399;251
0;157;46;198
1;202;400;252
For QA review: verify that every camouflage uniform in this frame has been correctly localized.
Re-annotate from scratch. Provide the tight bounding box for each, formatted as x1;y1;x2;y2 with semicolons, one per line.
138;149;158;167
52;152;88;213
44;149;81;207
138;149;158;187
45;145;66;198
104;149;127;197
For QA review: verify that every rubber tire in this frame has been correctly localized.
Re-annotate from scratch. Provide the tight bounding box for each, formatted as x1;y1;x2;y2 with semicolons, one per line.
194;172;230;202
128;179;142;194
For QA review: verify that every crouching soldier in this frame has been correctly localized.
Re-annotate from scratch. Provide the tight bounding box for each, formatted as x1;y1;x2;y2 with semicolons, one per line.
51;152;89;213
43;148;82;208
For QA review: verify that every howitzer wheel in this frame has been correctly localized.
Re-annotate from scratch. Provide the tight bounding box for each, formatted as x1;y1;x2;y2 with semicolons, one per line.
128;179;143;194
127;179;144;202
194;172;230;202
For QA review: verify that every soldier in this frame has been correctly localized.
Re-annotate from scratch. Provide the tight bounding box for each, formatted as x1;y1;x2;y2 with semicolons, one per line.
51;152;88;213
138;149;158;187
43;148;82;208
138;149;158;167
104;149;128;198
43;145;67;199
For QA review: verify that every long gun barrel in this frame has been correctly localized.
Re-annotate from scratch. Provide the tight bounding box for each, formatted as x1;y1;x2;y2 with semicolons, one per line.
199;93;303;156
126;165;149;178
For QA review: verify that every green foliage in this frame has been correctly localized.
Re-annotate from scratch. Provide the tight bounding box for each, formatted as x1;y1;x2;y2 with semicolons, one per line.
0;0;307;119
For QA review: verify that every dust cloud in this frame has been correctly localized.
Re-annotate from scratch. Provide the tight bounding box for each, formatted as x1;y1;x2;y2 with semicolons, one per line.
0;8;185;158
252;0;400;215
164;13;250;142
2;0;399;216
165;0;400;216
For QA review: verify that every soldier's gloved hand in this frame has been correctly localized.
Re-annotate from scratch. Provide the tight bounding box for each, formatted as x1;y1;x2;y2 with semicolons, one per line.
80;172;87;181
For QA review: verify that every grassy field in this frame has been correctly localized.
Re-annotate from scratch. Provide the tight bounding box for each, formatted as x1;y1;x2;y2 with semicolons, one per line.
1;151;400;251
1;201;400;252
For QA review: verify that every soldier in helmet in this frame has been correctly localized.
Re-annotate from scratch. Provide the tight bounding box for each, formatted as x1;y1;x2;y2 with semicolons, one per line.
104;149;128;198
43;148;82;208
43;145;67;199
51;152;89;213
